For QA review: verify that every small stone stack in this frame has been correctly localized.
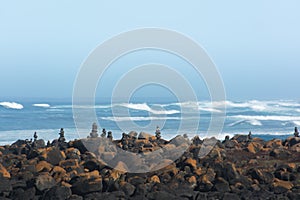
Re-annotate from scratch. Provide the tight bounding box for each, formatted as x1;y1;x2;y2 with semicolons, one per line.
90;123;99;138
33;132;38;141
107;131;113;140
155;126;161;140
294;127;299;137
101;128;106;138
58;128;66;142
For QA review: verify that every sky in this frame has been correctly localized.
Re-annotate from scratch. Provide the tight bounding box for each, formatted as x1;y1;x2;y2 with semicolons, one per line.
0;0;300;101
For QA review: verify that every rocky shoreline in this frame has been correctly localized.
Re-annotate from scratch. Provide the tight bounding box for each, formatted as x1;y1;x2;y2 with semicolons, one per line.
1;130;300;200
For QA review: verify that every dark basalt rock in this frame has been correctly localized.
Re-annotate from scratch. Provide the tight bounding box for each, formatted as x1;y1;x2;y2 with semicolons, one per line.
71;177;103;195
35;174;56;192
46;148;65;165
1;132;300;199
43;186;72;200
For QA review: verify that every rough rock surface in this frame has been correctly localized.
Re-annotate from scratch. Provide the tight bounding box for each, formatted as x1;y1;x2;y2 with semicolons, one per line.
0;134;300;199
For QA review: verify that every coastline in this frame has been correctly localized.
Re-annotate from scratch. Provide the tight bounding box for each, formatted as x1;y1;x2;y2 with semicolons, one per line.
0;131;300;199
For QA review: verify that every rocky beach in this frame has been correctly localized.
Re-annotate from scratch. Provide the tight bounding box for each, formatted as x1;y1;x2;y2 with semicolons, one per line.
0;128;300;200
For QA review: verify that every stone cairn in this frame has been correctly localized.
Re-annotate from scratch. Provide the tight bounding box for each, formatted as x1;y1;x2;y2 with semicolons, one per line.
33;132;38;141
101;128;106;138
107;131;113;140
224;135;230;141
294;127;299;137
90;123;99;138
58;128;66;142
155;126;161;140
248;131;252;141
121;133;129;150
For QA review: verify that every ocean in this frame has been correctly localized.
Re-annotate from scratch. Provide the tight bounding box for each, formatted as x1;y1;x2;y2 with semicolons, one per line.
0;99;299;145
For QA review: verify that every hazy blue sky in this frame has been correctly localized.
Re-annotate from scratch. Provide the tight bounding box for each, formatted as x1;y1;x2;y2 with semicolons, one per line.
0;0;299;101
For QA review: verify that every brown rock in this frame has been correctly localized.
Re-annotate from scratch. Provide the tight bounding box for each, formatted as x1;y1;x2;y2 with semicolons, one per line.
184;158;197;170
272;179;293;194
265;139;282;149
65;148;81;160
51;166;67;182
247;142;263;154
187;176;197;186
36;161;53;173
149;175;160;183
59;159;80;169
0;163;11;178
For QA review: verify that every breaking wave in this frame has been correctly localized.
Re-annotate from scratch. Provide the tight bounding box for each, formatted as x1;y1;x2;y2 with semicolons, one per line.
118;103;180;115
0;102;23;109
231;115;300;121
33;103;50;108
228;119;262;127
101;116;180;122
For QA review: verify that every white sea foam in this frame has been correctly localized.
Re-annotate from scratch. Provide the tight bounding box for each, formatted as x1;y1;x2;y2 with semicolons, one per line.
293;121;300;126
0;102;23;109
101;116;180;122
228;119;262;127
52;105;112;109
119;103;180;115
33;103;50;108
231;115;300;121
